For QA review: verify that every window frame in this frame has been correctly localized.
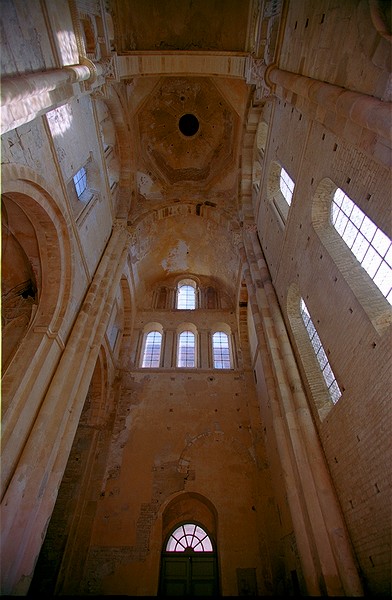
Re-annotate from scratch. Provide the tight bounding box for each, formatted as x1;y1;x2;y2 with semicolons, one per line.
300;298;342;405
279;167;295;207
267;162;295;226
177;329;197;368
176;279;197;310
73;166;87;198
287;284;341;421
312;178;392;333
331;187;391;305
140;328;163;368
211;330;232;370
165;523;214;553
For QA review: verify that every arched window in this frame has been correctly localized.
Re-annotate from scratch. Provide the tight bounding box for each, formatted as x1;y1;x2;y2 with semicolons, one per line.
332;188;391;305
300;298;341;404
177;330;196;368
279;167;295;206
160;521;218;595
73;166;87;198
212;331;231;369
177;280;196;309
268;162;295;225
166;523;213;553
141;330;162;367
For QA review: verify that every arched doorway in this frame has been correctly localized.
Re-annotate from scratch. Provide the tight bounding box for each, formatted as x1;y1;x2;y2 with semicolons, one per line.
159;522;219;596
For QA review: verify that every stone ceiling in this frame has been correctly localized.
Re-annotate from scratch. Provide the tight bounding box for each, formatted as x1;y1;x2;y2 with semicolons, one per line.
136;77;240;191
112;0;254;303
113;0;252;52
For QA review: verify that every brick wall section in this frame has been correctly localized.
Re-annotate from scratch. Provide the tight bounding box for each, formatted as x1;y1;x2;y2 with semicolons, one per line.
254;93;391;595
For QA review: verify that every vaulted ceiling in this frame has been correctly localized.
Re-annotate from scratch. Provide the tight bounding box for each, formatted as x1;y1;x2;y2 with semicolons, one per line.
113;0;252;52
112;0;255;305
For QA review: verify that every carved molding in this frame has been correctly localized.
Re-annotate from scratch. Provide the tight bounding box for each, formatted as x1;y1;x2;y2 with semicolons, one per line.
245;55;271;104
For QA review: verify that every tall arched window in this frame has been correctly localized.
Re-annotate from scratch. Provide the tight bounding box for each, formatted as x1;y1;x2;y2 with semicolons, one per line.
279;167;295;206
73;166;87;198
300;298;341;404
177;280;196;309
177;330;196;368
332;188;391;305
212;331;231;369
268;162;295;225
141;330;162;367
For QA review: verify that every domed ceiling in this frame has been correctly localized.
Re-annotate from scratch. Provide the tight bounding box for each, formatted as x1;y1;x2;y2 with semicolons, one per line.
136;77;239;189
113;0;251;52
115;1;254;305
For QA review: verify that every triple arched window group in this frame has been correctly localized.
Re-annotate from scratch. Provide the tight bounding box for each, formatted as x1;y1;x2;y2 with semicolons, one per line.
141;327;232;370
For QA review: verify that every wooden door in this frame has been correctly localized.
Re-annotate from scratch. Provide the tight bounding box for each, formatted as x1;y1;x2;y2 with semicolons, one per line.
160;553;218;596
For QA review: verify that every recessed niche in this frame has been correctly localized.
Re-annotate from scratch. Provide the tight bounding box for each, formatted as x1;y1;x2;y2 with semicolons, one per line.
179;113;199;137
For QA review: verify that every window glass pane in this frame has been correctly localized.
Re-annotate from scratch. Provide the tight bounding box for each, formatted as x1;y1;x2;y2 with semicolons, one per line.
212;331;231;369
332;189;392;305
329;380;341;404
334;211;348;236
279;167;295;206
141;331;162;367
165;524;213;553
351;232;369;263
333;187;345;207
341;194;354;217
177;284;196;309
385;245;392;269
373;261;391;297
343;220;358;248
73;167;87;197
300;299;341;404
178;331;195;367
361;246;382;278
373;228;391;257
361;216;377;242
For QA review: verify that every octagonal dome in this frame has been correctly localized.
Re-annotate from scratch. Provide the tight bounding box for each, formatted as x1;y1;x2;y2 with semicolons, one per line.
136;77;239;187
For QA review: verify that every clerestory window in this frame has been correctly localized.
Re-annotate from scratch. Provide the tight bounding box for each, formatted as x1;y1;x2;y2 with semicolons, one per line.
177;330;196;368
300;298;341;404
212;331;231;369
268;163;295;225
141;330;162;368
73;166;87;198
331;188;392;305
279;167;295;206
177;280;196;309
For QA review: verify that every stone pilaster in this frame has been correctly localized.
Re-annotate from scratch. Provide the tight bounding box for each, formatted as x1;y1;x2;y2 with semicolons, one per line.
0;223;131;595
240;226;363;596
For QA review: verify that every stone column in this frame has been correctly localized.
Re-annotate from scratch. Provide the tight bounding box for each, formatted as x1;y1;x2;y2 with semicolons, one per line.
266;65;391;140
0;223;131;595
0;63;99;134
240;226;363;596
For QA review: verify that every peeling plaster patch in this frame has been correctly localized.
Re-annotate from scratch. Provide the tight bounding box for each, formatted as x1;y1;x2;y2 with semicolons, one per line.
137;171;162;199
162;240;189;272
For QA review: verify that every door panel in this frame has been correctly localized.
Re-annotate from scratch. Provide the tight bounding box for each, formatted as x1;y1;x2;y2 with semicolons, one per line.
161;555;218;596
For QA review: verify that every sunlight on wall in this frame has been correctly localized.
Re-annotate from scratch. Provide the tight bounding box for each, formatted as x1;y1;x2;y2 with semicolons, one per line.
47;103;73;137
57;30;79;66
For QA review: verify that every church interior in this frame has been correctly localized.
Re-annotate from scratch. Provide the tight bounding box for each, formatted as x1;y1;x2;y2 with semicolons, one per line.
1;0;391;596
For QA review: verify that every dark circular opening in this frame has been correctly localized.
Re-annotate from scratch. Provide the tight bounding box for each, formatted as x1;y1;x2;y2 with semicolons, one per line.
178;113;199;137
